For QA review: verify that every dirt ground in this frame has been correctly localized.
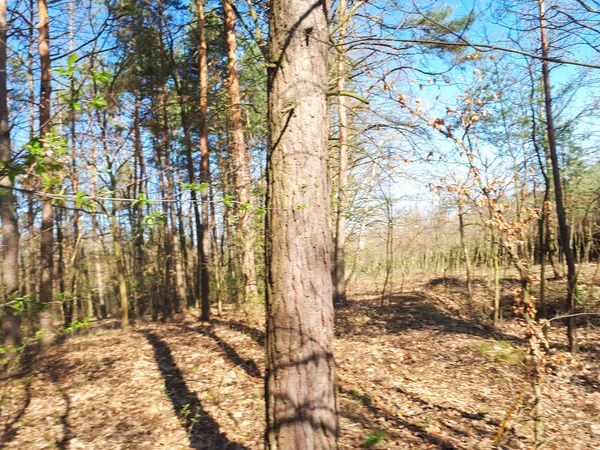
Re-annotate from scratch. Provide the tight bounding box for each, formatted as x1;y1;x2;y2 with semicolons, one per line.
1;276;599;449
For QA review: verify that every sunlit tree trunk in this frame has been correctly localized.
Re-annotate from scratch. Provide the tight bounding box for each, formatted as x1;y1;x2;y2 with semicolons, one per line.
458;191;473;314
0;0;21;351
538;0;578;352
223;0;258;300
37;0;55;347
197;0;212;321
110;209;129;332
160;89;187;313
333;0;348;306
265;0;339;446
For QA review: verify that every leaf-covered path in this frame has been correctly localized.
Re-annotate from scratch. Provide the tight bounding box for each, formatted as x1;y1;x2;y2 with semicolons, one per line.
1;287;599;449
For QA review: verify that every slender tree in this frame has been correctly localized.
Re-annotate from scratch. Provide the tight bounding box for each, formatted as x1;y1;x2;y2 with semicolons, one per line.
223;0;258;300
333;0;349;306
37;0;55;347
538;0;579;352
0;0;21;352
197;0;211;321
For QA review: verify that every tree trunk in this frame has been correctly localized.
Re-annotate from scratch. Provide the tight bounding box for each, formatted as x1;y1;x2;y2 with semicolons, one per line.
265;0;339;447
0;0;21;351
37;0;55;347
197;0;211;321
538;0;578;352
458;191;473;314
333;0;348;306
110;211;129;332
160;90;187;313
223;0;258;300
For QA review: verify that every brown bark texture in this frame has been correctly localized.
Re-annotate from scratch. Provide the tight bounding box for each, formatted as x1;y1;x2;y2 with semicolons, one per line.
197;0;211;321
265;0;339;447
0;0;21;349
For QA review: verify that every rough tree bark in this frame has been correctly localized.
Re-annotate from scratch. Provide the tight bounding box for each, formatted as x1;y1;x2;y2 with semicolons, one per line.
0;0;22;350
265;0;339;447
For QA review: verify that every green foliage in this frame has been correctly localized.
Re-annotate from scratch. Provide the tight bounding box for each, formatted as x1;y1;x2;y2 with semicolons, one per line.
4;293;40;316
20;132;68;188
223;195;235;208
0;318;90;366
407;7;476;54
61;317;92;335
180;182;209;193
473;339;526;366
132;192;152;209
74;191;93;209
52;53;79;77
364;428;388;447
143;211;166;228
92;71;112;84
90;94;108;110
179;403;203;436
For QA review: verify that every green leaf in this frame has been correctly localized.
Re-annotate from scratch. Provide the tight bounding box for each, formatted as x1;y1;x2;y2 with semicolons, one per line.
67;53;78;69
91;94;108;110
93;71;112;84
51;67;70;75
223;195;234;208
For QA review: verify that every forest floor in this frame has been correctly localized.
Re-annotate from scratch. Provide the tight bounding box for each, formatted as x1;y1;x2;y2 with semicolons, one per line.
1;272;599;449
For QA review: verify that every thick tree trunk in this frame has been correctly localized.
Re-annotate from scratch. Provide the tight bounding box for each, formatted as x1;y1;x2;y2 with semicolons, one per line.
538;0;578;352
265;0;339;447
0;0;21;350
37;0;55;347
333;0;348;307
223;0;258;300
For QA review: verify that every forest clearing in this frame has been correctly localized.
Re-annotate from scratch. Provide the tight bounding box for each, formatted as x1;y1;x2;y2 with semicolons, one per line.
2;0;600;449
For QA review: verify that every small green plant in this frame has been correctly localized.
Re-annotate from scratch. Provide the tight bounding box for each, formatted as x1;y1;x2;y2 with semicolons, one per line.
473;339;526;366
364;428;388;447
180;403;203;436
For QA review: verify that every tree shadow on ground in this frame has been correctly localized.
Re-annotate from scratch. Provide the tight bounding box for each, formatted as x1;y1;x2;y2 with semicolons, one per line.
186;325;262;379
338;385;467;449
336;291;523;344
0;381;31;448
214;320;503;448
218;321;265;347
143;331;249;450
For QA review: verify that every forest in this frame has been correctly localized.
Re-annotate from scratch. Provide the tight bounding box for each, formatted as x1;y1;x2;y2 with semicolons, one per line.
0;0;599;448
